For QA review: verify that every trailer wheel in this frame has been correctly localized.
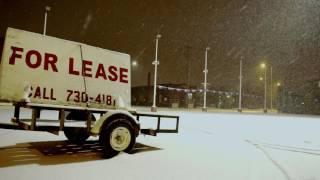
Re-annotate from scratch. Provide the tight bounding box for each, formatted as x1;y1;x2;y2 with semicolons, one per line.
65;111;96;122
64;127;89;144
64;111;96;144
99;119;136;158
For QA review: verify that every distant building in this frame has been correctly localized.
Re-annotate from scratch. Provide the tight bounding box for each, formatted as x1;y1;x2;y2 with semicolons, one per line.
278;79;320;115
132;83;194;108
132;83;262;109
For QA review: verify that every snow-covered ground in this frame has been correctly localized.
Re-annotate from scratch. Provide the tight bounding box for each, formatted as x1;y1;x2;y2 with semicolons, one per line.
0;106;320;180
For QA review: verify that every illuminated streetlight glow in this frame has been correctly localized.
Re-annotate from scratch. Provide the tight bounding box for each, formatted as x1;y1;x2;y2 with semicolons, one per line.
259;77;263;81
132;60;137;66
277;82;281;87
260;63;266;69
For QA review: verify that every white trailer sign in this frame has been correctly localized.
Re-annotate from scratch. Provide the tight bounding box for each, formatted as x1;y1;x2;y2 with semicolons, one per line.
0;28;131;109
0;28;179;159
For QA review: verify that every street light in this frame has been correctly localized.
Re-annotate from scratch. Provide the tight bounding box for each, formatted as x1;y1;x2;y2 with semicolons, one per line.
270;66;273;110
202;47;210;112
274;81;281;110
260;63;267;113
238;56;243;112
151;34;161;112
132;60;137;67
43;6;51;36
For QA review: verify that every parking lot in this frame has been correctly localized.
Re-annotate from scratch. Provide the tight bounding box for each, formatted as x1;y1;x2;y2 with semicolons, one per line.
1;107;320;180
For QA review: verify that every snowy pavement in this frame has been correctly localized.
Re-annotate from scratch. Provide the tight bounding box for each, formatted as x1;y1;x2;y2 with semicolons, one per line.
0;106;320;180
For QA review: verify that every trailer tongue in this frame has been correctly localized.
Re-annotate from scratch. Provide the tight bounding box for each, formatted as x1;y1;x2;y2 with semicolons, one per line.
0;28;179;158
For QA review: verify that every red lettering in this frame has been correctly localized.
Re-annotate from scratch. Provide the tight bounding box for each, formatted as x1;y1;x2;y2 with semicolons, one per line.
119;68;128;83
82;60;92;77
26;50;41;69
108;66;118;81
69;58;79;75
9;46;23;65
43;88;49;99
44;53;58;72
81;92;87;102
29;86;33;97
10;47;59;73
30;86;56;100
67;90;73;101
50;88;56;100
95;63;107;79
33;86;41;99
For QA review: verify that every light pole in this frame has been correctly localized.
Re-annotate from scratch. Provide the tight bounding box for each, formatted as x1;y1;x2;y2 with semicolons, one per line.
275;82;281;110
238;56;243;112
151;34;161;112
43;6;51;36
260;63;267;113
270;66;273;111
202;47;210;112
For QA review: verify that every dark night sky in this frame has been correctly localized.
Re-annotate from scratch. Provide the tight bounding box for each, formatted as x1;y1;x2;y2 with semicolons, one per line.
0;0;320;95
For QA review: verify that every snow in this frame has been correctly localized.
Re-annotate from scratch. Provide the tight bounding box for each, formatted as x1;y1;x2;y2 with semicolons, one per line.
0;106;320;180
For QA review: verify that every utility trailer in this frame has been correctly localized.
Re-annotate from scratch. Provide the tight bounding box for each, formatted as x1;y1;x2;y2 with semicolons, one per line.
0;28;179;158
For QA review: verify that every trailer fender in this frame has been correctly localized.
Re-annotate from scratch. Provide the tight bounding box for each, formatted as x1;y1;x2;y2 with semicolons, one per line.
91;110;140;136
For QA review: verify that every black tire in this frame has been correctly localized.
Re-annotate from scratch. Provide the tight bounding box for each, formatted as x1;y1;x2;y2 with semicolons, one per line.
65;111;96;122
63;111;96;144
99;119;136;159
64;127;89;144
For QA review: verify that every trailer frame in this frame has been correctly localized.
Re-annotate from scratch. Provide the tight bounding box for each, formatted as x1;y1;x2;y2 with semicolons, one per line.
0;103;179;137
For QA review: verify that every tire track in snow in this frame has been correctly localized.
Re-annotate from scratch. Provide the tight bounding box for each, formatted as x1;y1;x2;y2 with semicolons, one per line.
262;145;320;156
250;141;320;156
246;140;292;180
258;141;320;152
